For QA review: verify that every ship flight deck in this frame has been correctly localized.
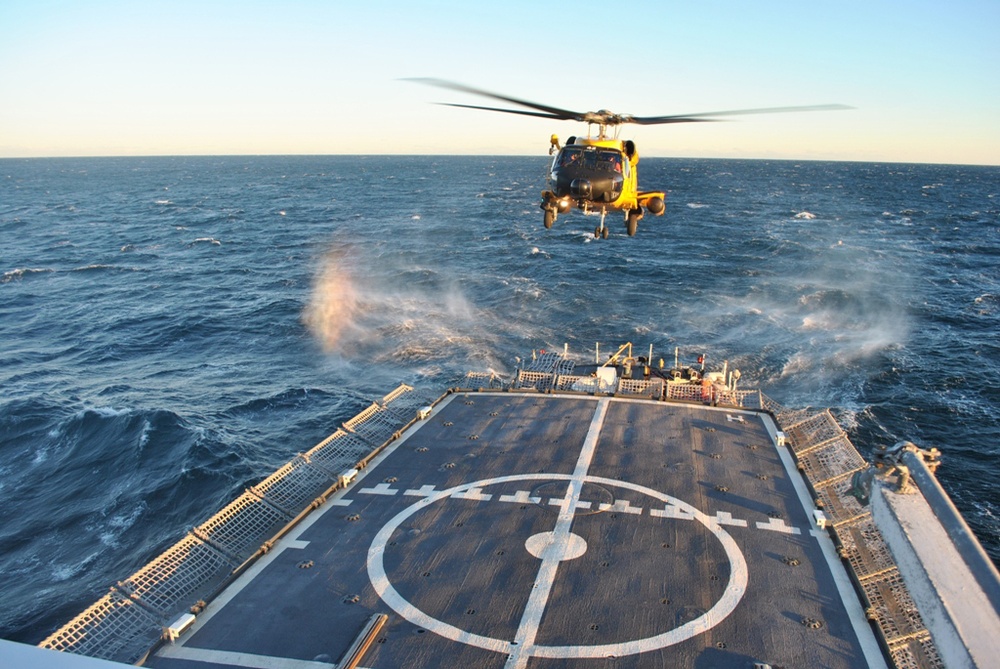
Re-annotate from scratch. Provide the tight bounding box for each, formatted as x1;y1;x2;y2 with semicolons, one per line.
37;347;1000;669
146;392;880;669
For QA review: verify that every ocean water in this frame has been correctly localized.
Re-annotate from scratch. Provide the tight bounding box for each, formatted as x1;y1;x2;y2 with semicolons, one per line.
1;155;998;645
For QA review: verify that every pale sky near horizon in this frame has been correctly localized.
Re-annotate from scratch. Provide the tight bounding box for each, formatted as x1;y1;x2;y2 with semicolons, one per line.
1;1;998;164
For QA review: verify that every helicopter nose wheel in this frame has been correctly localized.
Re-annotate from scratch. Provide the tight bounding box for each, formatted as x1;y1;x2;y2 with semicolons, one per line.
594;210;609;239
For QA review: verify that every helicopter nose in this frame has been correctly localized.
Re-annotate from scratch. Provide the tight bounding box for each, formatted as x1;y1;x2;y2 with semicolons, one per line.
570;178;592;198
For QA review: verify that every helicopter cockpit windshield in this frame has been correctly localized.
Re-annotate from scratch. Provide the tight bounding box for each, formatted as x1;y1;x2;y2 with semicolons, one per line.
557;147;584;167
600;151;624;174
556;147;624;174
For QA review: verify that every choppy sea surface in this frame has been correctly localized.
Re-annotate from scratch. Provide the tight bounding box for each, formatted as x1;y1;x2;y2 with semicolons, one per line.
1;155;998;644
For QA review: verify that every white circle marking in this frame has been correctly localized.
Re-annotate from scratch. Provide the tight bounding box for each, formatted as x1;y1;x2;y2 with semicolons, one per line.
524;531;588;562
367;473;748;659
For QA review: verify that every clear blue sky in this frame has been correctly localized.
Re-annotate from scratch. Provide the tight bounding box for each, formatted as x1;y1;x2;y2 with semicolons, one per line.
1;0;998;164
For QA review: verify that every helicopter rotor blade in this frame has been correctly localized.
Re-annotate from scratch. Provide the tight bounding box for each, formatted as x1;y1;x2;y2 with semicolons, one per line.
405;78;852;128
628;104;853;125
439;102;568;120
405;78;585;121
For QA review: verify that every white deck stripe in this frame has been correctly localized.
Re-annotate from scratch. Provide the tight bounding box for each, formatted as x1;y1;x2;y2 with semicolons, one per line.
156;645;339;669
772;424;889;669
506;398;610;669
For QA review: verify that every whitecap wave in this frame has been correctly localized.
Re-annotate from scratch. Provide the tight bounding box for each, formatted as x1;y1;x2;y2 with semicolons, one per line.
2;267;52;283
529;247;551;259
51;552;100;582
81;406;132;419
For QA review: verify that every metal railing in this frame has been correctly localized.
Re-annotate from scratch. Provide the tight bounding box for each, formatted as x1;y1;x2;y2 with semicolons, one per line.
777;406;944;669
40;383;438;664
482;368;756;409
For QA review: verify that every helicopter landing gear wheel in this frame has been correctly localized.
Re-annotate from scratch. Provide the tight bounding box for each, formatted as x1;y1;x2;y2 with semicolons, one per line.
543;208;555;229
626;211;640;237
594;209;609;239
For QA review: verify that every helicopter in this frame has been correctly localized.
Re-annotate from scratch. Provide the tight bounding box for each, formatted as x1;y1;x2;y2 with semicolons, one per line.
407;78;849;239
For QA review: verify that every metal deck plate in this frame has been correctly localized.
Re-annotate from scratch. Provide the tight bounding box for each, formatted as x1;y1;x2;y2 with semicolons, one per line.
148;393;879;669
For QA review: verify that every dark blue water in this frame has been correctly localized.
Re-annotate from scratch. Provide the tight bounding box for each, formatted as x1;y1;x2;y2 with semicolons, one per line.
2;156;998;644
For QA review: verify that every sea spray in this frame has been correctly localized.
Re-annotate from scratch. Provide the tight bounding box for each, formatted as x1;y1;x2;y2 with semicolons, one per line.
302;246;506;374
301;249;363;353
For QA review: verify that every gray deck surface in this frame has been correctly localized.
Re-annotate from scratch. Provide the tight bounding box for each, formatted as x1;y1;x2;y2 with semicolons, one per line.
148;392;878;669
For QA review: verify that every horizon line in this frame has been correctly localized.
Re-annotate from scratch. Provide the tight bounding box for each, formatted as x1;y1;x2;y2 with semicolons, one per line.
1;153;997;168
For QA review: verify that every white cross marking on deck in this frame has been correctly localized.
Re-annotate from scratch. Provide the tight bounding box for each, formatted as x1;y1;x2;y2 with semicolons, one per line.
756;518;802;534
448;490;802;534
547;497;592;510
498;490;541;504
451;487;493;501
597;499;643;515
649;504;696;520
444;486;805;535
358;483;398;496
714;511;748;527
404;484;437;497
506;398;610;669
409;485;805;536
